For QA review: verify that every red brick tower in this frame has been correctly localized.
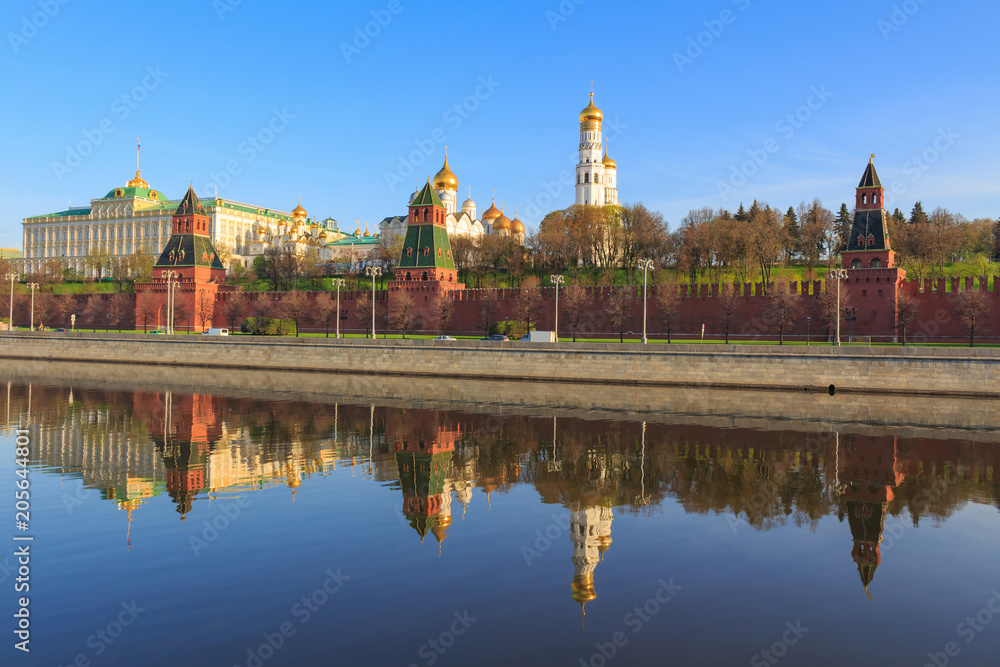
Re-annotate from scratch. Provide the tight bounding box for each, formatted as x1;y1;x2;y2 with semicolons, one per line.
840;156;907;339
135;185;238;331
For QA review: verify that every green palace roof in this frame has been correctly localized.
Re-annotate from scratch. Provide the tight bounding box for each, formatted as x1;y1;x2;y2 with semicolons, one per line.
103;185;170;202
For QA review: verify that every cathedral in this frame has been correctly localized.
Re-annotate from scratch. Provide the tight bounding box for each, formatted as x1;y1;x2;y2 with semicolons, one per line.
380;151;526;245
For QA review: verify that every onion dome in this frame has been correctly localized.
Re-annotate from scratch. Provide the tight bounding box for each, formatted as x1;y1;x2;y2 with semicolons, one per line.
462;195;476;211
511;216;525;235
579;92;603;126
292;197;307;219
571;573;597;613
432;155;458;191
481;196;502;222
126;170;149;188
318;231;328;241
492;209;511;232
354;222;362;236
602;149;616;170
363;223;371;238
408;183;421;204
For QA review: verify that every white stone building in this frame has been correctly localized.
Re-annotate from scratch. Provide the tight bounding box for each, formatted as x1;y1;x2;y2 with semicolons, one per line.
575;91;619;207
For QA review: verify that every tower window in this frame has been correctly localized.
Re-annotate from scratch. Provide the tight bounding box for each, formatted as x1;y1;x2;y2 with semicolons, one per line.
584;173;589;183
873;193;879;204
862;194;867;205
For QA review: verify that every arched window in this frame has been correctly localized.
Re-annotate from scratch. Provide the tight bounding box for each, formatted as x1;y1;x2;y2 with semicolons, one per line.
850;258;862;269
873;193;879;204
862;290;867;298
577;174;580;184
584;173;589;183
421;272;428;281
862;194;867;205
870;258;881;268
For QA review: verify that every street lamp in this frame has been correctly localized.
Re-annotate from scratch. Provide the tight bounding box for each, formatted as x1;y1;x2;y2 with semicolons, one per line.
164;271;179;335
829;269;848;346
637;259;654;344
333;278;345;338
845;307;857;346
26;283;39;332
806;316;811;346
4;273;17;332
550;274;564;342
365;266;381;340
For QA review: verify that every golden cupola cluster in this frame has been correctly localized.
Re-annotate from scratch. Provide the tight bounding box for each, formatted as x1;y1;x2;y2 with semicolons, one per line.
292;197;307;220
126;170;149;189
492;207;511;232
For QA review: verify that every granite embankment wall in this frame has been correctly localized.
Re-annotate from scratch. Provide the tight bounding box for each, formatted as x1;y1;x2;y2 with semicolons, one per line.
1;332;999;397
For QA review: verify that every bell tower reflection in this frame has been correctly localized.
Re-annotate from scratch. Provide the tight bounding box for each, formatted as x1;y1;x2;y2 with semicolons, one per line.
838;434;905;600
569;504;614;617
389;409;460;552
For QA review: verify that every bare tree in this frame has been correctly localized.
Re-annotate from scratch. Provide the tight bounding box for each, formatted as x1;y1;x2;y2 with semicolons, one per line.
717;284;742;344
513;276;543;334
562;285;589;342
107;294;131;332
767;282;801;345
896;291;919;346
196;291;215;332
313;293;337;337
477;290;499;336
607;287;631;343
656;279;679;344
135;292;158;333
249;295;276;335
355;292;372;337
819;279;852;340
389;291;416;338
83;296;105;331
956;289;991;347
280;291;311;337
221;292;246;332
433;294;455;334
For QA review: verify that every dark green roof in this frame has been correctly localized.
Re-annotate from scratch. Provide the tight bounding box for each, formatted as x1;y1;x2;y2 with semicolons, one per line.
154;234;225;270
102;186;170;202
847;210;891;252
174;186;207;217
410;181;444;208
858;160;882;189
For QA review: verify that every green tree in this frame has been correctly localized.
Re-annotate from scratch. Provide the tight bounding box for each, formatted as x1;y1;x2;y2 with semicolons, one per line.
909;201;928;225
782;206;800;262
835;203;852;253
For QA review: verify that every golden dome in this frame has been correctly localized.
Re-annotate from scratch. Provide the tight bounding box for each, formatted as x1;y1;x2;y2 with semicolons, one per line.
432;155;458;191
598;535;613;553
481;197;502;221
579;92;603;125
571;573;597;612
492;210;511;231
292;197;307;219
363;223;371;238
126;170;149;188
511;212;525;235
354;222;362;236
602;150;616;170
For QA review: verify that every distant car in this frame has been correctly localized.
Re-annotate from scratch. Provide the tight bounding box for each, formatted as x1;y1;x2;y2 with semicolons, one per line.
149;330;166;335
434;335;457;341
519;334;530;342
53;328;67;332
202;328;230;336
481;334;509;341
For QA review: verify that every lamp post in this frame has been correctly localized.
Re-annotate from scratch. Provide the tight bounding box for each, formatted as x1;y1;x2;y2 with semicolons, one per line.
26;283;39;331
829;269;848;346
550;274;564;342
333;278;345;338
4;273;16;331
846;307;857;346
637;259;654;344
165;271;179;335
806;316;811;346
365;266;381;340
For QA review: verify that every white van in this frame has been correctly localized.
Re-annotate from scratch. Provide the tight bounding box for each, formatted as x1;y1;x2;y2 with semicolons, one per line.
203;328;230;336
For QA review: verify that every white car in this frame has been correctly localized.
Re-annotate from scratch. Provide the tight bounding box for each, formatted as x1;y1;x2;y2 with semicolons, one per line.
434;335;456;341
203;328;230;336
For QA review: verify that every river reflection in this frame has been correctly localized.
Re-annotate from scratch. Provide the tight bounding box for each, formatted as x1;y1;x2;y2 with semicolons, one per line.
3;379;1000;666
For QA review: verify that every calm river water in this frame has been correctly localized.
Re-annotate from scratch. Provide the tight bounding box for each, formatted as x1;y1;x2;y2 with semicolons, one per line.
1;372;999;667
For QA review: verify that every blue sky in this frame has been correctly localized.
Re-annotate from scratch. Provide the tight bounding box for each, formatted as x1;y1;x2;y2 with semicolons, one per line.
1;0;997;249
